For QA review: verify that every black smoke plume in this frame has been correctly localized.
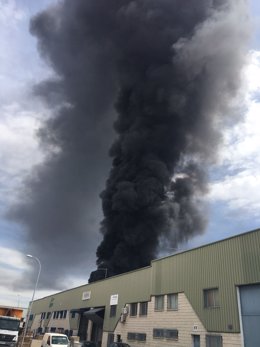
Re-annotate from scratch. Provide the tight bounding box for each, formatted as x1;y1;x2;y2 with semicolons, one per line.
8;0;249;287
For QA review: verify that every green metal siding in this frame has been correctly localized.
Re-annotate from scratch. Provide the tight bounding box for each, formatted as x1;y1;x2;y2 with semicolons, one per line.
30;228;260;334
31;266;151;332
151;228;260;332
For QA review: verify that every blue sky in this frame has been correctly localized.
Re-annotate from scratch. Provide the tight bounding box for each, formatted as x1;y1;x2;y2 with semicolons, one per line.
0;0;260;310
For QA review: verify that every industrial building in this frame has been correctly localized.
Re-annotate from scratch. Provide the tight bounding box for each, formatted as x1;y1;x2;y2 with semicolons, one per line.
28;228;260;347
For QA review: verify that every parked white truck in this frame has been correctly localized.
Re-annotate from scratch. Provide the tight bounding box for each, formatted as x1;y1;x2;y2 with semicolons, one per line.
0;306;23;347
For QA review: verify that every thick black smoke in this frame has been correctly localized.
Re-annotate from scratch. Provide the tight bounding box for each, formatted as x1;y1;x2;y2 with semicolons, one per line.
8;0;249;287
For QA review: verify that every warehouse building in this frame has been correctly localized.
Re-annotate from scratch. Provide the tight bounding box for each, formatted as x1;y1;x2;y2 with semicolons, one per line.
28;228;260;347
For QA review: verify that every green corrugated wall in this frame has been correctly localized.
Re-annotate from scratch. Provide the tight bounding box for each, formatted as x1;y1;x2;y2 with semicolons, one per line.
30;228;260;333
151;228;260;332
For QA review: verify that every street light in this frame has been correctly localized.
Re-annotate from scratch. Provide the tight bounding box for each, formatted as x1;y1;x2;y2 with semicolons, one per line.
98;268;108;278
20;255;41;347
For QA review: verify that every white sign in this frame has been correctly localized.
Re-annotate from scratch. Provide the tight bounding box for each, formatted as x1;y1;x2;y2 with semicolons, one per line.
110;294;119;305
82;291;91;301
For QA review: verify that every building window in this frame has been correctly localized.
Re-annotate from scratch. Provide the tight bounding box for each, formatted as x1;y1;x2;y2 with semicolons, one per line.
206;335;222;347
53;311;57;319
127;333;136;341
204;288;220;308
154;295;164;311
50;327;56;332
139;302;148;316
165;329;178;340
41;312;46;319
153;329;178;340
110;305;117;317
127;333;146;341
153;329;164;339
167;293;178;310
47;312;51;319
136;333;146;341
29;314;34;321
71;312;76;319
59;310;67;319
130;303;138;317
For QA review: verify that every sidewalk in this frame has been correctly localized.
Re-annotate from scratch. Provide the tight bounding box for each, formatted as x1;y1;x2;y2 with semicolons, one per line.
30;340;42;347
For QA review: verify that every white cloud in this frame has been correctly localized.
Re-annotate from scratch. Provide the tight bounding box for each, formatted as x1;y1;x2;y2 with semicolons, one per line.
210;171;260;212
0;246;60;309
0;246;30;271
0;100;45;207
0;103;43;171
209;50;260;216
0;0;26;24
0;0;54;209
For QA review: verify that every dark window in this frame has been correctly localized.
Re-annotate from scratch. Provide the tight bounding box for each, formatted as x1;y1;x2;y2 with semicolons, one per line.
127;333;136;341
110;305;117;317
130;303;138;317
51;335;68;345
71;312;76;319
167;294;178;310
139;302;148;316
165;329;178;340
53;311;57;319
127;333;146;341
204;288;220;308
154;295;164;311
29;314;33;321
47;312;51;319
63;310;67;319
153;329;164;338
136;333;146;341
206;335;222;347
50;327;56;332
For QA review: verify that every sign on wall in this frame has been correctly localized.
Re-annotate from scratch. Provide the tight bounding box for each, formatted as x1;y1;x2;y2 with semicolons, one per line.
82;291;91;300
110;294;119;305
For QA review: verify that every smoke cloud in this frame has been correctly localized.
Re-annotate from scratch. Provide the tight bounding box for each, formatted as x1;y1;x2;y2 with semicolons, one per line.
8;0;249;287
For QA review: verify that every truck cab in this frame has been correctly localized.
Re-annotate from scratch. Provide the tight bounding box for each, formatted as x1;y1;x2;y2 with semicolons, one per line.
0;316;21;347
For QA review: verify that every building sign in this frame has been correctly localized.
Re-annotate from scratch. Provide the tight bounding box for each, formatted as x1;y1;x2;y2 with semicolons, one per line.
193;325;198;331
110;294;119;305
82;291;91;301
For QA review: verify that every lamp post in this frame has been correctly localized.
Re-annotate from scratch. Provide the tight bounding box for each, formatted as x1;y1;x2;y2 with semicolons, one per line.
20;255;41;347
99;268;108;278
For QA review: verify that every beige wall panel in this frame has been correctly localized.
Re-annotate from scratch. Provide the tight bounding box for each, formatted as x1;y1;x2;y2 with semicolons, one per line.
112;293;241;347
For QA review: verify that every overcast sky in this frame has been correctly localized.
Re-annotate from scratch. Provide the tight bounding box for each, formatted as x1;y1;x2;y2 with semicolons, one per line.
0;0;260;310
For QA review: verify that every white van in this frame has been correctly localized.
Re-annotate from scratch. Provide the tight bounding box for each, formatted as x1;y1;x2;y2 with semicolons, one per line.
42;333;70;347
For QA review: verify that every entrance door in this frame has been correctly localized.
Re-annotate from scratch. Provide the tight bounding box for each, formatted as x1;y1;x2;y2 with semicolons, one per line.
192;334;200;347
240;284;260;346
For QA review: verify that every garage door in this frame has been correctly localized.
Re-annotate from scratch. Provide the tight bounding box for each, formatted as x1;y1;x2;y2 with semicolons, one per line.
240;284;260;346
